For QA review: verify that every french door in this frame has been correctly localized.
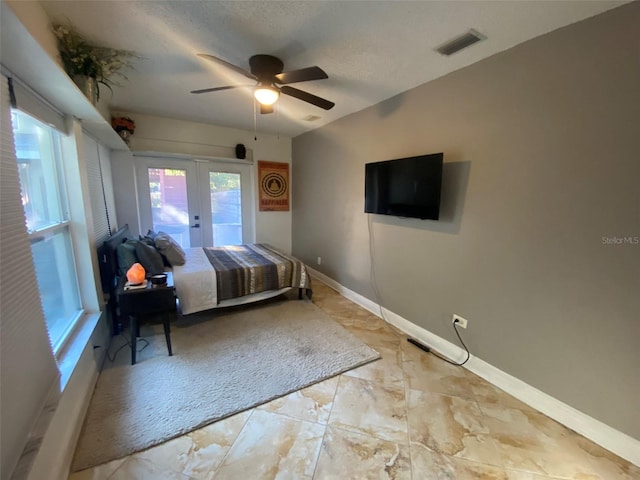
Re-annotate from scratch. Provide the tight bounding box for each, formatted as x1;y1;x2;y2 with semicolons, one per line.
136;156;254;248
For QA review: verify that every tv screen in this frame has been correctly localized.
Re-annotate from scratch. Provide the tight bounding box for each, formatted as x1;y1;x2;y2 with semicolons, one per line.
365;153;443;220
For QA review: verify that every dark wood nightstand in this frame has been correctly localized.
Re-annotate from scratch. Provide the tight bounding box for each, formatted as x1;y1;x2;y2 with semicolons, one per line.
116;272;175;365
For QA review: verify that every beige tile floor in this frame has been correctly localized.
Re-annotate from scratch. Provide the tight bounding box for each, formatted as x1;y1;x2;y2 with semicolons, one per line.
70;282;639;480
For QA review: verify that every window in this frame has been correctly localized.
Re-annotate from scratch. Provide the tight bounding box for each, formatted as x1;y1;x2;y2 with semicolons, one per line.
11;109;82;352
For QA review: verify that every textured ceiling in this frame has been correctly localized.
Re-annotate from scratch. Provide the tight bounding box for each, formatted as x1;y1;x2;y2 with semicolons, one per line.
41;1;626;137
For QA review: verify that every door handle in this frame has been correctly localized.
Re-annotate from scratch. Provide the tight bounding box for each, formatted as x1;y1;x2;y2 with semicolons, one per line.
191;223;200;228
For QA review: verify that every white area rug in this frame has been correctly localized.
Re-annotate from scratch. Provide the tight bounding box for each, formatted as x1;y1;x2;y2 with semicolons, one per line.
72;296;379;471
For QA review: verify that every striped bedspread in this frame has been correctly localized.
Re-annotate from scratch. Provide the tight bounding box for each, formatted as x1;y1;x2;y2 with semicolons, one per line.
203;244;310;302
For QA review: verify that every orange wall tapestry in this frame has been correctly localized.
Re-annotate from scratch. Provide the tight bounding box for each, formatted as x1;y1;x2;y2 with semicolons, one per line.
258;161;289;211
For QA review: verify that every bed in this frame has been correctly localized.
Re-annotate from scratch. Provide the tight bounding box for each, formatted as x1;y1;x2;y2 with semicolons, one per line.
174;243;311;315
99;224;312;333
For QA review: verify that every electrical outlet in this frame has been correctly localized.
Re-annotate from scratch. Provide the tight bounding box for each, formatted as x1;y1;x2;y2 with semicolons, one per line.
452;314;468;329
317;256;322;265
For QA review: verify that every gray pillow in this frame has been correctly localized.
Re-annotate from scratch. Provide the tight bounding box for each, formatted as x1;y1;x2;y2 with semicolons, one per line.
154;232;186;266
116;240;139;276
135;241;165;274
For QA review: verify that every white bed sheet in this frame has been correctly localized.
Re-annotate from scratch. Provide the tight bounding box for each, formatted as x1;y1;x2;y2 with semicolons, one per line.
172;247;291;315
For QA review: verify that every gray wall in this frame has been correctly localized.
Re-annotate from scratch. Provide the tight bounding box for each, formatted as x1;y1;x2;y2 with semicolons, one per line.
292;3;640;439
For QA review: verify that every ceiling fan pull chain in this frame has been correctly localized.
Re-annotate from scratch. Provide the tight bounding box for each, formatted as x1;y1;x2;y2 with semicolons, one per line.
253;99;257;141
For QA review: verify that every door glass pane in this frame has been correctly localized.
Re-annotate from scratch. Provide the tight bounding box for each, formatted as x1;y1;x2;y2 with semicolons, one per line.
148;168;190;248
210;172;242;246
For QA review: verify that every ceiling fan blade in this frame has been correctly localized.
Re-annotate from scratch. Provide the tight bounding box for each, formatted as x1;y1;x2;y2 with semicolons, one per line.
190;85;247;94
275;66;328;84
197;53;256;80
281;86;335;110
260;104;274;114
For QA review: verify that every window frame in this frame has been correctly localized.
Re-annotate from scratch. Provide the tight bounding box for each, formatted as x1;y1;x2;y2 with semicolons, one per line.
11;108;85;354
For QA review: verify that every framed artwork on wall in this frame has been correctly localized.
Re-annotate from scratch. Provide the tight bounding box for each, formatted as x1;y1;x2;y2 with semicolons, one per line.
258;161;289;211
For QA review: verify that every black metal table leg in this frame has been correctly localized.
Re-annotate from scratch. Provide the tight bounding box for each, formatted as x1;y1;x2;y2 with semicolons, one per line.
163;313;173;357
130;315;138;365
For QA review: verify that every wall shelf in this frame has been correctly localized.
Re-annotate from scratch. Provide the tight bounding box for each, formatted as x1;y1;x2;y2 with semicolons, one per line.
129;137;254;164
0;2;129;151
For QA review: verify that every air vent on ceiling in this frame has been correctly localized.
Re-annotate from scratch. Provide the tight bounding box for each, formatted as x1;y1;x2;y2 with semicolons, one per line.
303;115;321;122
436;29;486;56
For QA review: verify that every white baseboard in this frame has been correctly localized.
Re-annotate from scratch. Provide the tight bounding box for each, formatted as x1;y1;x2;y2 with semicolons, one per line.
308;268;640;467
309;267;381;316
24;313;109;480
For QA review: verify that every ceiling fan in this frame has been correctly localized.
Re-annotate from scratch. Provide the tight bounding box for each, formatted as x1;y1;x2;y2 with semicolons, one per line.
191;54;335;114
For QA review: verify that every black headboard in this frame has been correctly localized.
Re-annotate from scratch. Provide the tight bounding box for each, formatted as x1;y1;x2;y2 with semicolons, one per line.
99;224;134;335
99;223;133;293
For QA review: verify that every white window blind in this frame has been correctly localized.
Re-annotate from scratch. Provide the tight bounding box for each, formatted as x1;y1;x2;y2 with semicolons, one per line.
84;132;117;247
100;142;118;236
0;75;59;480
10;75;66;133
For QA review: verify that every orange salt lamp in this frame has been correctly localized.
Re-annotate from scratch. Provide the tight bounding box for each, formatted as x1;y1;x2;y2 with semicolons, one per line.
126;263;146;285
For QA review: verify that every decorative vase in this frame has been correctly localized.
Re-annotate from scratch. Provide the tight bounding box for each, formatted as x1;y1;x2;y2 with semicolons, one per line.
72;74;98;106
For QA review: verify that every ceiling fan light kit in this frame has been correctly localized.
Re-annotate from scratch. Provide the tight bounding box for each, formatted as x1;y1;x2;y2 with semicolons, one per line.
254;83;280;106
192;53;334;113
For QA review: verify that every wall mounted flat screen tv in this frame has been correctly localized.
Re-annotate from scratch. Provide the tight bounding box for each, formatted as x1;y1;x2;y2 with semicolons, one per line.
365;153;443;220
